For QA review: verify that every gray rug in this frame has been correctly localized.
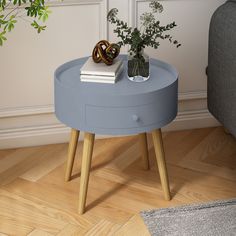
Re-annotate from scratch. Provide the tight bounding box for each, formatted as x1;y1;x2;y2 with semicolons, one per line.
140;199;236;236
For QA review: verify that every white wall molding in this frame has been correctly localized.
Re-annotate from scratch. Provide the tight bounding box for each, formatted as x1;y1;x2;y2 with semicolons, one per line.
0;105;54;118
178;91;207;101
0;123;67;139
0;123;70;149
165;109;220;132
49;0;106;7
6;0;108;39
46;0;108;40
130;0;149;28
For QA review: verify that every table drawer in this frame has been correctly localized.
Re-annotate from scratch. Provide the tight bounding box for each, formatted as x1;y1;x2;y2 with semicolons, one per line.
85;102;173;129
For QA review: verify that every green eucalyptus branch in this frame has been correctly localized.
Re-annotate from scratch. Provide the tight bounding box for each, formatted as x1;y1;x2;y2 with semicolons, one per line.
0;0;51;45
107;0;181;56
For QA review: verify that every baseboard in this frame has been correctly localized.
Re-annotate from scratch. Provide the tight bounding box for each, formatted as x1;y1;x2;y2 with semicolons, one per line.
0;124;69;149
164;109;220;131
0;109;220;149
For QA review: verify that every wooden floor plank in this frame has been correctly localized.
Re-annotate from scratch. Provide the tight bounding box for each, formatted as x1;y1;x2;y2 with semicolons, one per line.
21;144;68;182
114;215;150;236
84;219;121;236
0;145;63;186
0;189;67;234
56;224;87;236
0;214;33;236
27;229;54;236
0;127;235;236
1;179;99;229
0;232;10;236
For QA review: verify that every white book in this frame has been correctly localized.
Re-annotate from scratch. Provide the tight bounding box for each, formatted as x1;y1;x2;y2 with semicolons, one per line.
81;74;116;81
80;57;122;77
80;78;116;84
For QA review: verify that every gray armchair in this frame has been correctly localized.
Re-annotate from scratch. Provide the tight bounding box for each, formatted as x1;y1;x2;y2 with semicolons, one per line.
207;0;236;137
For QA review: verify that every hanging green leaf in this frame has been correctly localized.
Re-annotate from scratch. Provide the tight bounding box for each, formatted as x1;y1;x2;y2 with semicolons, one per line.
0;0;51;45
0;30;6;45
4;15;17;32
38;6;51;22
31;20;46;33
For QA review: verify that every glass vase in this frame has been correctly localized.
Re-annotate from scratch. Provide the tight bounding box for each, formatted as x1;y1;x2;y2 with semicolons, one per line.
127;51;150;82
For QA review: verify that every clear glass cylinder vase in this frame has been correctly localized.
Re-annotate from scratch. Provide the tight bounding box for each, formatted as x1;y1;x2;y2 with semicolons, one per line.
127;50;150;82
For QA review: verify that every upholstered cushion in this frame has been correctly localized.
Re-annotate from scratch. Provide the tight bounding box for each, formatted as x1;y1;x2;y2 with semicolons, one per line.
208;0;236;137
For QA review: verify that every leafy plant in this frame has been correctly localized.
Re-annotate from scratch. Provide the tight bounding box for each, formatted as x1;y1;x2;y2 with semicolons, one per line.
107;0;181;57
0;0;51;45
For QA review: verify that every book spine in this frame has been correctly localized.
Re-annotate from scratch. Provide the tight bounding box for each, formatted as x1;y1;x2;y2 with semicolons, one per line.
81;71;116;77
80;75;116;81
80;78;116;84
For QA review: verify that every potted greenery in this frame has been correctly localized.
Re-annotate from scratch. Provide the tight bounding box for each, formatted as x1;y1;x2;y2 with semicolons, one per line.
107;0;181;82
0;0;50;46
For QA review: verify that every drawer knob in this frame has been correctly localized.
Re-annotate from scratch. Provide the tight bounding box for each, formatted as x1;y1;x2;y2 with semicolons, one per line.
132;114;140;122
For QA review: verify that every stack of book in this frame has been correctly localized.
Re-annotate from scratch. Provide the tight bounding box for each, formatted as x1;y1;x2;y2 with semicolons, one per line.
80;57;123;84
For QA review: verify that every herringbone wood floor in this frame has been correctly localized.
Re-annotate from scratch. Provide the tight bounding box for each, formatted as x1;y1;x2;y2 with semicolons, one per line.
0;127;235;236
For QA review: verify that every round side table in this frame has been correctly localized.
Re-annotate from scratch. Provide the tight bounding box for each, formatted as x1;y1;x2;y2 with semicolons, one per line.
54;55;178;214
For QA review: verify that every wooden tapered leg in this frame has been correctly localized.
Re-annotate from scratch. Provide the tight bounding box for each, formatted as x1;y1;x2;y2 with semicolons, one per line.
151;129;171;200
65;129;79;182
138;133;150;170
78;132;95;214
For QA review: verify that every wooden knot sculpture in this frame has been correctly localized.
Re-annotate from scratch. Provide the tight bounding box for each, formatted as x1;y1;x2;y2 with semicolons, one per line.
92;40;120;65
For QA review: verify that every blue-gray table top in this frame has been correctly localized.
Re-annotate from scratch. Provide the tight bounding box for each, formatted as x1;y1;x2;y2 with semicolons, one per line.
55;55;178;96
54;55;179;135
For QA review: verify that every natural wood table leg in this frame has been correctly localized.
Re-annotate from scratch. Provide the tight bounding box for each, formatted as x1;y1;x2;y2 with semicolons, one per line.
78;132;95;214
65;129;79;182
138;133;150;170
151;129;171;200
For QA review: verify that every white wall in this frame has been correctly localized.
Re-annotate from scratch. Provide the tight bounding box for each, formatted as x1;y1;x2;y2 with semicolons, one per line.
0;0;224;148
